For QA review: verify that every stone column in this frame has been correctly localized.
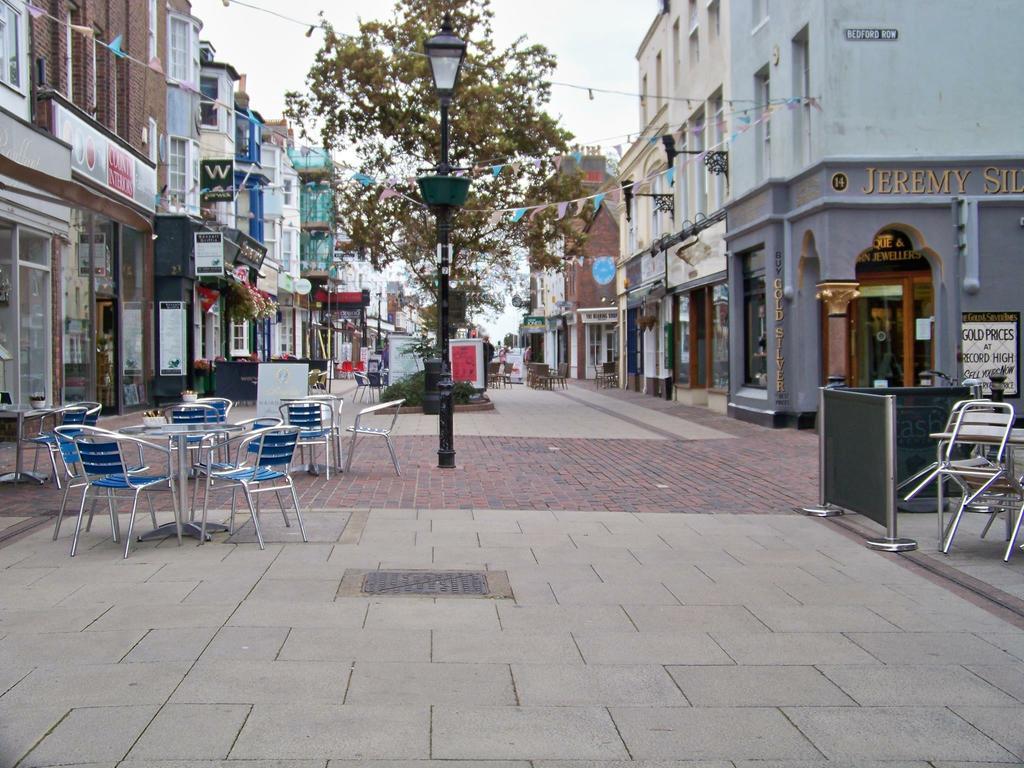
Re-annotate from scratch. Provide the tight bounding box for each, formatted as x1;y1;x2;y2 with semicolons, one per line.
816;281;860;386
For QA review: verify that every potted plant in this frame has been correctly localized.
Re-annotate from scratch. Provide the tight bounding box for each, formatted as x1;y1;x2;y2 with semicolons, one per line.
29;391;46;408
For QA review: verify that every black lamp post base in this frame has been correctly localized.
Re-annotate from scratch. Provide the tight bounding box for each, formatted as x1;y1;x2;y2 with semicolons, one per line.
437;449;456;469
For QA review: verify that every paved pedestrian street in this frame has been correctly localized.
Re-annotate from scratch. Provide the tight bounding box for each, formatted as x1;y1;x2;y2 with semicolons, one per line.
2;382;1024;765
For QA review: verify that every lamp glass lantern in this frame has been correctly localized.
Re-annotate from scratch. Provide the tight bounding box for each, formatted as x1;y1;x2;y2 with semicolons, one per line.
424;16;467;99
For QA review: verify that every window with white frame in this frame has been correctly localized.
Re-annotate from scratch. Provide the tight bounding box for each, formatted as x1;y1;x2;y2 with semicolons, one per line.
0;2;21;89
755;68;771;181
650;175;663;238
147;0;158;60
710;92;725;208
627;189;637;253
168;15;198;85
281;229;296;272
689;29;699;66
200;74;218;128
672;19;680;84
168;137;187;208
278;309;294;356
203;300;221;360
230;318;249;357
752;0;768;28
168;137;199;212
283;178;295;207
793;30;811;167
264;222;278;265
692;112;707;215
709;0;720;38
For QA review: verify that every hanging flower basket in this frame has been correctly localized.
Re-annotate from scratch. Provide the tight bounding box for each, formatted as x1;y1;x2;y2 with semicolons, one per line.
225;281;275;322
638;314;658;330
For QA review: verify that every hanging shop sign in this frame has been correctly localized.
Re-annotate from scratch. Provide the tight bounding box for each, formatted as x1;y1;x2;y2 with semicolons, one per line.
51;101;156;212
158;301;186;376
961;312;1019;397
592;256;616;285
194;232;225;276
197;285;220;314
200;159;234;202
522;315;545;328
293;278;312;295
225;228;266;270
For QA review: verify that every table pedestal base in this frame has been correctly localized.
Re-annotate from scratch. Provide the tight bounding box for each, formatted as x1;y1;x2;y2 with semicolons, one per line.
0;470;47;485
138;520;229;543
796;504;845;517
866;536;918;552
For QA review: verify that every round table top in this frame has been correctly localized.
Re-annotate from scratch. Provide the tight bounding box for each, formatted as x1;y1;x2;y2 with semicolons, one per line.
121;422;247;437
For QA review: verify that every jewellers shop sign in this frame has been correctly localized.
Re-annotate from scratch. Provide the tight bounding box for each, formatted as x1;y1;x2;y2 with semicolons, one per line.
51;101;156;213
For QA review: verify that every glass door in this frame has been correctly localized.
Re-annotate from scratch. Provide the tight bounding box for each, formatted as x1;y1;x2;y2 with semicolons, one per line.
850;277;933;388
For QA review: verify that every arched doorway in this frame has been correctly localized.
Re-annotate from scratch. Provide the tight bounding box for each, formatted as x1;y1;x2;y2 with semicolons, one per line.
849;227;935;387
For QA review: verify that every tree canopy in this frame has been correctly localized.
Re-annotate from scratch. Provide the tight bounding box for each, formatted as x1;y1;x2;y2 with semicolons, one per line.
286;0;587;318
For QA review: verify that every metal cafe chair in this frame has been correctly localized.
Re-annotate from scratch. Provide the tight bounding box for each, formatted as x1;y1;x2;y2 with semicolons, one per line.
938;401;1023;559
59;425;175;558
344;399;405;477
195;426;307;550
352;371;371;402
26;403;101;488
280;400;335;479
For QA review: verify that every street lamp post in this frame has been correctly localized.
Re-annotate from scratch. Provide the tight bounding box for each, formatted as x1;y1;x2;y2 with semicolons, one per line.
376;290;383;352
421;14;468;470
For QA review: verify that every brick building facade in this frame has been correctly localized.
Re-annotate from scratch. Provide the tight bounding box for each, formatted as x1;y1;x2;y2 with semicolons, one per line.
564;204;619;379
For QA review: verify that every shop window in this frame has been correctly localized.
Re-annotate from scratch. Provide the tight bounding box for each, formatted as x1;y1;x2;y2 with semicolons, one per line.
0;225;13;401
677;293;690;386
203;300;221;360
743;250;767;387
0;2;21;89
711;283;729;390
120;228;145;407
279;309;294;356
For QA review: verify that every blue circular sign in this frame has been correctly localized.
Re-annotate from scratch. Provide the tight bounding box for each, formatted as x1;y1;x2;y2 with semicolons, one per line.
592;256;616;285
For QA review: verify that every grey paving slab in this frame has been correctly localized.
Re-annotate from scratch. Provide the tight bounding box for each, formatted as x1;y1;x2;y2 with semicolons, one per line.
662;581;802;606
0;606;110;634
227;511;350;544
547;581;682;606
846;632;1021;665
200;625;291;661
511;663;686;706
247;578;343;603
20;704;158;767
363;599;500;631
326;762;527;768
432;630;583;664
127;703;250;760
229;704;429;759
867;604;1021;633
277;628;431;662
950;706;1024;760
227;600;367;628
710;632;882;665
121;762;324;768
733;762;930;768
54;579;199;606
85;603;236;631
432;706;628;760
534;762;733;768
344;661;514;705
966;664;1024;703
573;631;733;665
819;664;1020;706
746;604;901;632
171;659;351;704
122;626;219;663
666;665;855;707
623;605;770;633
975;631;1024;662
0;629;144;666
783;706;1018;761
0;702;70;768
2;661;190;707
496;604;635;632
609;706;820;760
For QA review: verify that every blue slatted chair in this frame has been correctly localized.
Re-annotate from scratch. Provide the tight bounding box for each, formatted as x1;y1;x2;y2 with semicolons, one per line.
27;403;101;488
280;401;334;479
196;426;306;549
190;417;283;519
62;425;175;558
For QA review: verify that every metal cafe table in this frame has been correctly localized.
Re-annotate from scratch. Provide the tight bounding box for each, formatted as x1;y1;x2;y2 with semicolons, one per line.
0;405;56;485
120;421;246;542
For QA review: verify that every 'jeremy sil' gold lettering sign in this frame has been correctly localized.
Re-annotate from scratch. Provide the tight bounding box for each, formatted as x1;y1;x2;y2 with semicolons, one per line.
860;167;1024;195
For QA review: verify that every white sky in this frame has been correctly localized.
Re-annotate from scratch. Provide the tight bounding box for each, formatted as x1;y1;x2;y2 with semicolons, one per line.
194;0;655;341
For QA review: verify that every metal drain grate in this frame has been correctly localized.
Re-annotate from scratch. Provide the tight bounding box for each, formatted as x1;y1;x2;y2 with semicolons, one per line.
362;570;490;596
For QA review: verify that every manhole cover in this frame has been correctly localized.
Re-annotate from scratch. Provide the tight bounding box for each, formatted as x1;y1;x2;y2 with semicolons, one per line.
362;570;490;595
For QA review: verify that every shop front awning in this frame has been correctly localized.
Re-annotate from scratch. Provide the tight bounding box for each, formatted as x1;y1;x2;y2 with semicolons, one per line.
626;279;666;307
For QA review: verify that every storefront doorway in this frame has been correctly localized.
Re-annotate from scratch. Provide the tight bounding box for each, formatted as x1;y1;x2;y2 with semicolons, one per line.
849;228;934;388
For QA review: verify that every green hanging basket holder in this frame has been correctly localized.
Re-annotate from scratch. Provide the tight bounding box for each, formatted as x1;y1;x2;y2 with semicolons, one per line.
417;175;471;207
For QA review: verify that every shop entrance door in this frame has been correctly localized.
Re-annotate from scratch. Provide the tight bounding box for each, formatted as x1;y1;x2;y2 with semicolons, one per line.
95;298;117;410
849;228;934;387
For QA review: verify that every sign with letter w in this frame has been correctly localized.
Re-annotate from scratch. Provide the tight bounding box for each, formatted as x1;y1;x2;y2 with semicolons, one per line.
201;159;234;202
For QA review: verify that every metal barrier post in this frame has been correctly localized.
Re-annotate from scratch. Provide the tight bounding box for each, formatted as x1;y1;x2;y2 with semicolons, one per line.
866;394;918;552
798;387;845;517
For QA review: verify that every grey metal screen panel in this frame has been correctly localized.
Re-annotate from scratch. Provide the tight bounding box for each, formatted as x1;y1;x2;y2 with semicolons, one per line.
823;389;892;528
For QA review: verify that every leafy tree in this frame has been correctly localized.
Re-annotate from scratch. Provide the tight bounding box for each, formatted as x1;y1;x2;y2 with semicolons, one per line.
287;0;586;320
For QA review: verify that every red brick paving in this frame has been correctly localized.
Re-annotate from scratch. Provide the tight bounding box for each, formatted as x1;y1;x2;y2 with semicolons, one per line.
0;387;818;517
